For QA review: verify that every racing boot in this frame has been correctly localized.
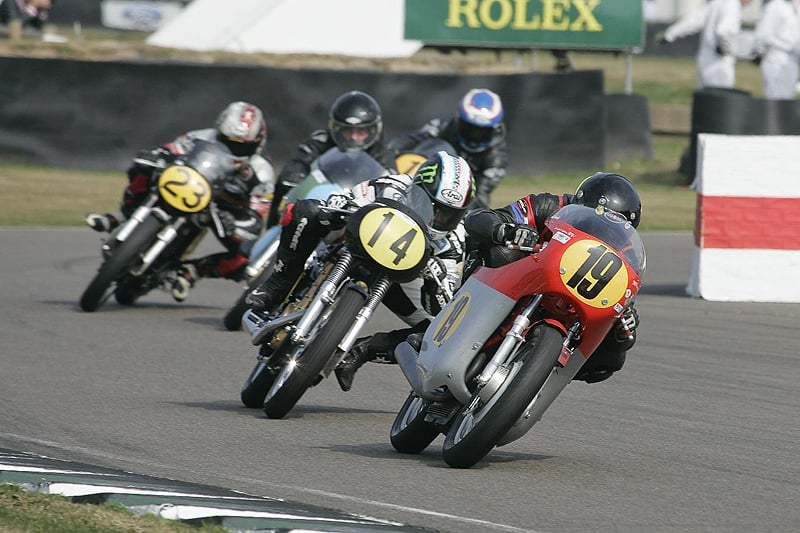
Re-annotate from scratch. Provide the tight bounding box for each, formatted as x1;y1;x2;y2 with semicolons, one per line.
335;342;375;393
85;212;120;233
171;263;198;302
335;331;401;392
245;248;303;313
245;271;293;313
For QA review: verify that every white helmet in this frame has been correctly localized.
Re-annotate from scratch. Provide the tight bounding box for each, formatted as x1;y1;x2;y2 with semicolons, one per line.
457;88;504;153
413;151;476;240
215;101;267;162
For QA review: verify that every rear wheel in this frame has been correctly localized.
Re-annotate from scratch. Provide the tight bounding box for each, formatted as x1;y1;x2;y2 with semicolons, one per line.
79;216;161;312
262;287;366;419
441;324;564;468
390;392;440;454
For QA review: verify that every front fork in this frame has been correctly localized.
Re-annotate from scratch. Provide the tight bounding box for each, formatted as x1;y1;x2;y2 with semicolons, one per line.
476;294;544;387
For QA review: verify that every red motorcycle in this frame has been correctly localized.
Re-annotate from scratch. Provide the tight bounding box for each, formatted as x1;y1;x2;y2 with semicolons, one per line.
390;204;646;468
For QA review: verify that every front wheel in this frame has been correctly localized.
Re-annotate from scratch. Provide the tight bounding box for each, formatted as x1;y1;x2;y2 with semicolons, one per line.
79;216;162;312
441;324;564;468
390;392;440;454
262;286;367;419
240;346;281;408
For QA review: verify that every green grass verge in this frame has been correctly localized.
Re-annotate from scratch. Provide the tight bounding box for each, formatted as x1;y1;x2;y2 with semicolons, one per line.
0;484;229;533
0;134;696;231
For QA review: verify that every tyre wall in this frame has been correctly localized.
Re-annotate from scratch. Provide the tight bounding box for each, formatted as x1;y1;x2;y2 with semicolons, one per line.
0;57;644;175
682;88;800;181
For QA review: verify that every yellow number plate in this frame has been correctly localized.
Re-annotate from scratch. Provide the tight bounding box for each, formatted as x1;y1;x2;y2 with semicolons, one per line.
358;207;427;271
559;239;629;308
157;165;212;213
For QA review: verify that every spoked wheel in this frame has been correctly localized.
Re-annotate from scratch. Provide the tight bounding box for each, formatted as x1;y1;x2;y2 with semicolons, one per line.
79;216;161;312
441;324;564;469
390;392;440;454
262;287;366;419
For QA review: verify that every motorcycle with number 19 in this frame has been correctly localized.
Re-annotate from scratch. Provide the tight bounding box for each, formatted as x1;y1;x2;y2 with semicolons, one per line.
390;204;646;468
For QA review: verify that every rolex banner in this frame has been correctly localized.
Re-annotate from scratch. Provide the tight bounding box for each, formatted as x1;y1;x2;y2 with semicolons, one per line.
404;0;644;51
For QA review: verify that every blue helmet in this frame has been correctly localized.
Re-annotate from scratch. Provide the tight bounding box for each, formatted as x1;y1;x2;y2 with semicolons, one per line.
457;88;504;153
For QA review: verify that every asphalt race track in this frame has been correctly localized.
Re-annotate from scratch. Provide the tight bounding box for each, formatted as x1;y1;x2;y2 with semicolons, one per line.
1;228;799;533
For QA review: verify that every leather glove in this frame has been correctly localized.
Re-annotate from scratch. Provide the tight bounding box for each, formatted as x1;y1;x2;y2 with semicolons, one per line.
421;257;455;315
654;31;668;46
212;209;237;239
319;193;353;228
614;306;639;342
422;256;447;283
491;223;539;247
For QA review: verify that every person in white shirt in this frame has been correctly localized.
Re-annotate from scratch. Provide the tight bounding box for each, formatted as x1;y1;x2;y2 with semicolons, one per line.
753;0;800;99
657;0;753;89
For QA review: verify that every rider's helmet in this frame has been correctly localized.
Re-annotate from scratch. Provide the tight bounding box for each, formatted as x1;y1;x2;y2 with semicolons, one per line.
215;101;267;163
456;88;504;153
575;172;642;228
329;91;383;152
413;151;476;240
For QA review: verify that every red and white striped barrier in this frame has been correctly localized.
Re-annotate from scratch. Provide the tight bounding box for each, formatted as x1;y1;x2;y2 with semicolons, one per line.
687;134;800;302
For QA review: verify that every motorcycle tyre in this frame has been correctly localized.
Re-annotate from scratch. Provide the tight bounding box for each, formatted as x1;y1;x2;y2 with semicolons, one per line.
262;287;366;419
390;392;440;454
223;266;273;331
79;216;162;312
441;324;564;469
240;360;277;408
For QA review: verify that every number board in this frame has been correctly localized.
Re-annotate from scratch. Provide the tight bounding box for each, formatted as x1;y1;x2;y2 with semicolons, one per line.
560;238;628;308
358;207;427;271
157;165;212;213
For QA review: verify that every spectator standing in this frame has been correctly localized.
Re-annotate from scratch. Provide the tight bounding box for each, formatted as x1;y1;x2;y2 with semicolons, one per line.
656;0;753;89
753;0;800;99
0;0;52;30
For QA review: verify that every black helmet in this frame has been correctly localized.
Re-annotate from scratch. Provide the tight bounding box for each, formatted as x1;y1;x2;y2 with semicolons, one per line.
413;151;476;240
328;91;383;152
575;172;642;228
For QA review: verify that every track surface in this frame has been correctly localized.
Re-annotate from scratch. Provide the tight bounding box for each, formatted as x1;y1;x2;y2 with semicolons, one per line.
1;228;798;533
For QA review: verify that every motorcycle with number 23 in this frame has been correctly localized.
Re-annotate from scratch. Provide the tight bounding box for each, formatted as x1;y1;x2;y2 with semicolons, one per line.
80;140;236;312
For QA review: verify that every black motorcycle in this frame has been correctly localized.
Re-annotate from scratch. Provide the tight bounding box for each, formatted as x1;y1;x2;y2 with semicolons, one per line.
80;140;237;312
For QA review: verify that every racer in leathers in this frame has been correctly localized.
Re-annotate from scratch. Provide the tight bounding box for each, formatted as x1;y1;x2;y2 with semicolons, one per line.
85;101;275;300
266;90;395;228
246;151;476;392
388;88;507;209
463;172;642;384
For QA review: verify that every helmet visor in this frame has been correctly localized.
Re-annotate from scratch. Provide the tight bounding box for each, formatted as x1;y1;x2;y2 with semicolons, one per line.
217;132;259;158
432;204;466;232
330;121;379;152
457;121;493;152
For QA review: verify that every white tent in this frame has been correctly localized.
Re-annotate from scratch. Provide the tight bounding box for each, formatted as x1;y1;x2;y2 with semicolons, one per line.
146;0;423;58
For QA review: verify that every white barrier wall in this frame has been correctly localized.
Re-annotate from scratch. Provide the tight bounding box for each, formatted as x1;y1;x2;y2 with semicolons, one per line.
687;134;800;302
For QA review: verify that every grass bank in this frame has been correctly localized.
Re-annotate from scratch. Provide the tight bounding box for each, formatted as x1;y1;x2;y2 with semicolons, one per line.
0;134;696;231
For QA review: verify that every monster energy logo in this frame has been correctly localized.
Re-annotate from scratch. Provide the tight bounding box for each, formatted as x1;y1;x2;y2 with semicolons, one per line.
414;163;439;184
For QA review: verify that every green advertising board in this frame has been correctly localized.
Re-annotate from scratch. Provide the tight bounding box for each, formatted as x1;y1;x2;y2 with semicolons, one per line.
404;0;644;51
